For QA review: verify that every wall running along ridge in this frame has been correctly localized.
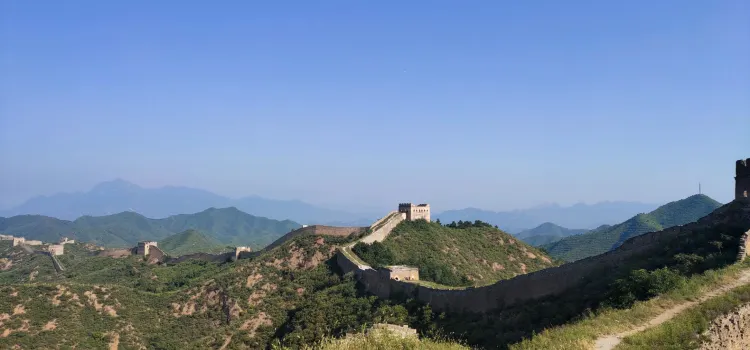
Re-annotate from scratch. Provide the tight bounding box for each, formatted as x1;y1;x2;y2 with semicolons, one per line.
700;303;750;350
359;212;405;244
336;200;750;314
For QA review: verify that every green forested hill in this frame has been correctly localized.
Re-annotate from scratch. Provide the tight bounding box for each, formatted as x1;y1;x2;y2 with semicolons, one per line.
542;194;722;262
158;207;298;247
0;207;300;251
354;220;558;286
515;222;588;246
158;229;228;256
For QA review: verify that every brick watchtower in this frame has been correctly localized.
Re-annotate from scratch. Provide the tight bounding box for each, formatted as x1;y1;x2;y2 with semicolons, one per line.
398;203;431;222
736;158;750;201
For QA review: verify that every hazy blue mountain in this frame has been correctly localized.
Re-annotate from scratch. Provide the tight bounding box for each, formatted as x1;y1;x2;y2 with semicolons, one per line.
435;201;659;232
542;194;722;262
0;179;376;225
515;222;588;246
0;207;301;249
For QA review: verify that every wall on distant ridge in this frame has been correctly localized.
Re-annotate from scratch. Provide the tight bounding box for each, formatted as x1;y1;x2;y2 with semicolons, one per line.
337;201;750;314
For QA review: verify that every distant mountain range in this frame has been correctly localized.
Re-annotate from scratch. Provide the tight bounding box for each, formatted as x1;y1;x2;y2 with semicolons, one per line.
0;207;300;249
2;179;665;233
0;179;376;225
436;201;659;232
541;194;722;262
515;222;588;247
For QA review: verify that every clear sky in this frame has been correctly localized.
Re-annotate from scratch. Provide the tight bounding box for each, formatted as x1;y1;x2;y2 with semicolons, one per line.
1;1;748;212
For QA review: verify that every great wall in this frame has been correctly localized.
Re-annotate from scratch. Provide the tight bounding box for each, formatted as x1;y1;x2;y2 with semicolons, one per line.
335;158;750;313
3;159;750;320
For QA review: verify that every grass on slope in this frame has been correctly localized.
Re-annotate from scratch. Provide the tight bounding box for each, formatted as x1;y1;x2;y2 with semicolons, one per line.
158;229;229;256
300;332;469;350
618;281;750;349
354;220;558;287
508;262;750;350
543;194;721;262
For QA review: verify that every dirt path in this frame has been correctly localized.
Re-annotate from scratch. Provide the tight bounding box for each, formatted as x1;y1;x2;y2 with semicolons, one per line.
594;269;750;350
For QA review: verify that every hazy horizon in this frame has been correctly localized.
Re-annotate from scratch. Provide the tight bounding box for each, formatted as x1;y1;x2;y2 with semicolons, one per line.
2;1;748;211
0;177;700;215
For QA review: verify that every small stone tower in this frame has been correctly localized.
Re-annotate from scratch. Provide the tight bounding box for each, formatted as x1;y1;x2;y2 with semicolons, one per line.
233;246;252;261
737;158;750;201
137;241;158;256
398;203;431;222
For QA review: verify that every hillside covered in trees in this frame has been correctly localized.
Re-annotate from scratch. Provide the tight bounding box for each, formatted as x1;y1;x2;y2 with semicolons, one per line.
353;220;558;286
158;229;230;256
542;194;722;262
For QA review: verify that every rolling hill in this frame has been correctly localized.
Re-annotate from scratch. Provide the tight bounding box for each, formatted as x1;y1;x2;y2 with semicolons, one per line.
0;207;301;250
515;222;588;246
542;194;722;262
158;230;228;256
353;220;558;286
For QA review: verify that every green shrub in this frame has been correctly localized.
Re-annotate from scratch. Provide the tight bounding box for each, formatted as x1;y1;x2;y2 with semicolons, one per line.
605;268;686;308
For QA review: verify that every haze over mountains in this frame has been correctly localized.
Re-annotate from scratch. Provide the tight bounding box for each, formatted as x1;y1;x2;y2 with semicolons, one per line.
435;201;659;233
0;179;376;226
1;179;664;232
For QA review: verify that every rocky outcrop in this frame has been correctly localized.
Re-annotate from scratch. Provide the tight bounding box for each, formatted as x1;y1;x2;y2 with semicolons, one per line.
700;303;750;350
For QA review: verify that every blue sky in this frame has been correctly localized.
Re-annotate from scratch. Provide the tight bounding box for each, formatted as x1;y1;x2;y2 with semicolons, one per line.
1;1;748;212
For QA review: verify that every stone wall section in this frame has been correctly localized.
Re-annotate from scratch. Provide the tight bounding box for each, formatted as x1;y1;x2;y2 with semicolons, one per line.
360;212;405;244
737;230;750;262
146;246;166;264
700;303;750;350
336;200;750;314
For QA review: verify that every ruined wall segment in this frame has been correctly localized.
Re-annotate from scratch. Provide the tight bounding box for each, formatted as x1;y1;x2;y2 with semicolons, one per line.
146;246;166;264
737;158;750;201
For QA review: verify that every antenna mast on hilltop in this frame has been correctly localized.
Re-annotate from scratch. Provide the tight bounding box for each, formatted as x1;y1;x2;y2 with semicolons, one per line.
699;182;702;195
